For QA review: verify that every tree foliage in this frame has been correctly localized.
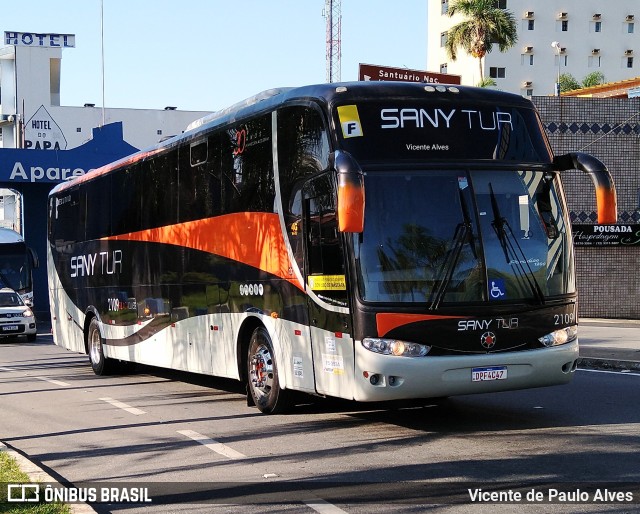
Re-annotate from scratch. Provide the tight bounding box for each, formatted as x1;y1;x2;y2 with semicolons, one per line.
444;0;518;79
559;73;581;92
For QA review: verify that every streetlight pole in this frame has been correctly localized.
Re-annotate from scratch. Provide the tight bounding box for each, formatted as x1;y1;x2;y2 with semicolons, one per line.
551;41;561;96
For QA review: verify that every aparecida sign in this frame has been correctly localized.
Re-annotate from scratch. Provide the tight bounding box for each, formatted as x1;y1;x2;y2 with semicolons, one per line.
0;123;138;184
572;224;640;247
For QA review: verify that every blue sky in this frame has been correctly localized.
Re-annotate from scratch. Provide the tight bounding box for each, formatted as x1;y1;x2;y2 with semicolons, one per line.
4;0;428;112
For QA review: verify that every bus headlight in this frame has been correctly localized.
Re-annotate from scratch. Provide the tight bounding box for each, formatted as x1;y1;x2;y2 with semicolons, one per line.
538;325;578;347
362;337;431;357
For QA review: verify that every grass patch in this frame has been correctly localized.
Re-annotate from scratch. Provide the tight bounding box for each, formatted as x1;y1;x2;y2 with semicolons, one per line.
0;451;71;514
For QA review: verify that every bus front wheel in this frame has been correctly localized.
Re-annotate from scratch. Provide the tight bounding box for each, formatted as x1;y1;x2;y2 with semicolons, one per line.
247;327;291;414
88;318;112;375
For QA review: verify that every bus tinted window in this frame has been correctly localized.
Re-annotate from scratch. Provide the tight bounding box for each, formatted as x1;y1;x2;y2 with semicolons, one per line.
178;135;222;223
139;149;179;230
85;176;111;240
221;114;274;213
50;187;83;247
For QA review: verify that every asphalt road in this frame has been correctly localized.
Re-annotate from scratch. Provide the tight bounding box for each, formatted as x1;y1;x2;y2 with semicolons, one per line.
1;329;639;513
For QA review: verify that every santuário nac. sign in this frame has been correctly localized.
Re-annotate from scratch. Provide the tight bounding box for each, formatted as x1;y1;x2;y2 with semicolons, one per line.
4;31;75;48
572;224;640;247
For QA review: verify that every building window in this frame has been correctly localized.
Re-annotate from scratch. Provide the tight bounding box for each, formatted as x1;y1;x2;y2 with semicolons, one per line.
628;56;634;68
526;89;534;96
493;0;506;8
589;55;601;68
441;0;448;15
157;129;163;135
528;19;535;30
595;21;602;32
562;20;569;31
489;67;506;78
440;63;448;73
629;22;635;33
440;32;447;47
76;127;82;133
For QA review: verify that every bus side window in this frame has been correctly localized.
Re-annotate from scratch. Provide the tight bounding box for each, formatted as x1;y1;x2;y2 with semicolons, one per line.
221;114;274;213
178;135;222;222
139;150;178;230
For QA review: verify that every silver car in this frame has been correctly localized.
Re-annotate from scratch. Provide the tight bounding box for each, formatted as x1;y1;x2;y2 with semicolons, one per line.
0;288;37;341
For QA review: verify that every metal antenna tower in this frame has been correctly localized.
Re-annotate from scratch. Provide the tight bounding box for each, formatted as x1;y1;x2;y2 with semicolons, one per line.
324;0;341;83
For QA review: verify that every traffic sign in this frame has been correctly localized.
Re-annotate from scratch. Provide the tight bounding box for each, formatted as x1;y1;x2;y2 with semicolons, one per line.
358;63;461;85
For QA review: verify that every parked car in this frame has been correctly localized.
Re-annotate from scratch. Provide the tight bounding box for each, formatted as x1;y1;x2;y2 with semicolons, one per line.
0;287;36;341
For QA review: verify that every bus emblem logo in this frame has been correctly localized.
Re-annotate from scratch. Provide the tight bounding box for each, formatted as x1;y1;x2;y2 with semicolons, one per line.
481;332;496;349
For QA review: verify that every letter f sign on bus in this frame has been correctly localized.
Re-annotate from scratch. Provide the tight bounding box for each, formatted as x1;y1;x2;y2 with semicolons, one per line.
338;105;364;138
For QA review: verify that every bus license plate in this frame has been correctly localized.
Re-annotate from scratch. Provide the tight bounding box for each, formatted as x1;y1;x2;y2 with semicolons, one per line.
1;325;19;332
472;366;507;382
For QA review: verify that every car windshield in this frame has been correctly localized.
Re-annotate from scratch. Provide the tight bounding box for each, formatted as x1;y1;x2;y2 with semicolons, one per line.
354;169;574;304
0;292;23;307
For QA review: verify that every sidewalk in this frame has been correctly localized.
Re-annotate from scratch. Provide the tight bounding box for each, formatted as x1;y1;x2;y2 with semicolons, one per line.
578;318;640;372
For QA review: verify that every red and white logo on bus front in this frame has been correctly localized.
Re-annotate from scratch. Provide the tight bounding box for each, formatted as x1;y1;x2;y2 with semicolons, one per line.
480;331;496;349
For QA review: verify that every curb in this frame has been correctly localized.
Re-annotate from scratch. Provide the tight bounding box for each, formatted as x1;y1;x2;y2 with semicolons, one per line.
0;442;97;514
577;357;640;372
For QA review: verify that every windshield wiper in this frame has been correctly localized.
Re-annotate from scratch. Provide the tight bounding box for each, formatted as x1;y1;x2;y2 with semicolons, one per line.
489;183;545;305
429;189;476;310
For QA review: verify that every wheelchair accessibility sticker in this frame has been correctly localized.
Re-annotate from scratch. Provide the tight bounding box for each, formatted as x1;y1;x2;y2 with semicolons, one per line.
489;279;506;300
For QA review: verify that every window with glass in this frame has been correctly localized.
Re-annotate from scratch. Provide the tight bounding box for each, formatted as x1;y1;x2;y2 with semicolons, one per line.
355;169;573;304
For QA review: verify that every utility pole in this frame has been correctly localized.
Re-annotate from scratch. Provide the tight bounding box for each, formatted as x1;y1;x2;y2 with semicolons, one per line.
324;0;341;83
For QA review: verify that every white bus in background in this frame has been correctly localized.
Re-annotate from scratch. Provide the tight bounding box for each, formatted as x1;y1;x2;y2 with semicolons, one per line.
0;227;39;306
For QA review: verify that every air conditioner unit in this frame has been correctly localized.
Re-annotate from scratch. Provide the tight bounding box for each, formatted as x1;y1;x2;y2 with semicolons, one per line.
626;15;635;21
523;81;533;88
523;46;533;53
557;12;568;19
625;49;634;55
593;14;601;20
524;11;534;18
592;49;601;54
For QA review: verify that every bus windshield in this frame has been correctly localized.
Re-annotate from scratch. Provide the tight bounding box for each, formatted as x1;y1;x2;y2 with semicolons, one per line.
354;169;573;304
0;251;32;293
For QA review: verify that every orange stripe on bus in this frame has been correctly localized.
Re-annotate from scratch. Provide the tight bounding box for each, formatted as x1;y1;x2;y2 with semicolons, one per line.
104;212;304;291
376;313;466;337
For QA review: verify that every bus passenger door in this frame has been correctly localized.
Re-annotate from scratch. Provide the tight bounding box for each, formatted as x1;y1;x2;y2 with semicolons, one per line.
302;174;355;399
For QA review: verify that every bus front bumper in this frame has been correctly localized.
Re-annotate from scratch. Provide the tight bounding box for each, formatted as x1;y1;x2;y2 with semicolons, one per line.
353;340;579;402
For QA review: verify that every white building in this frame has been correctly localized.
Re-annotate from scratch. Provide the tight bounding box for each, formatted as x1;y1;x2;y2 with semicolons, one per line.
427;0;640;96
0;31;209;151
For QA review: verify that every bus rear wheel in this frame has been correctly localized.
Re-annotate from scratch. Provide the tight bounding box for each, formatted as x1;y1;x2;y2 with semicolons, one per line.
247;327;291;414
88;317;112;375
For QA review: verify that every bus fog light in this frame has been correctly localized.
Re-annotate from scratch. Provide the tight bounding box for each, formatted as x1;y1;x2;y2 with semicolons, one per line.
369;374;380;385
362;338;431;357
539;326;578;347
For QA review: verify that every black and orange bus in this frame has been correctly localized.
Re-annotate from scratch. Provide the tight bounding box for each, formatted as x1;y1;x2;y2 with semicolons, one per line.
47;82;617;413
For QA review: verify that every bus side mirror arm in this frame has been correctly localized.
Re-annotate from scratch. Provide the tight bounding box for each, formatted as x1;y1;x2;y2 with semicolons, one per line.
331;151;365;233
553;152;617;224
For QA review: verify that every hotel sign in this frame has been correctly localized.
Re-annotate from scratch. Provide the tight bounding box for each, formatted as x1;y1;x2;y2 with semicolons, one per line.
4;31;75;48
572;224;640;247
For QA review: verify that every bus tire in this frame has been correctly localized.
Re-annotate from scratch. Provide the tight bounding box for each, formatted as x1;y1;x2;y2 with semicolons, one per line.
87;317;112;376
247;327;291;414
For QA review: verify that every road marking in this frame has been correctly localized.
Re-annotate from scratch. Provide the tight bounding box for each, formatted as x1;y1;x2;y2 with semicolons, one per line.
304;498;349;514
35;376;71;387
578;368;640;377
177;429;246;460
99;397;146;415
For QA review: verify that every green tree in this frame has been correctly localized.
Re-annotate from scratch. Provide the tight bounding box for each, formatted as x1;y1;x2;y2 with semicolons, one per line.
444;0;518;80
559;73;580;92
582;71;606;88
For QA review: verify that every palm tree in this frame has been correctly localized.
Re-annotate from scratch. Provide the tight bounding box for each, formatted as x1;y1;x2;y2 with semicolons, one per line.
444;0;518;81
